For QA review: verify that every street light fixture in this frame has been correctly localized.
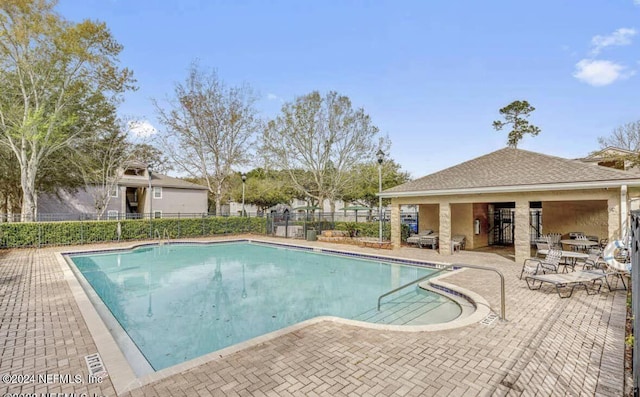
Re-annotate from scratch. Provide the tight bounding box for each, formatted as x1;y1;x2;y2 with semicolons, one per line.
376;149;385;243
241;173;247;217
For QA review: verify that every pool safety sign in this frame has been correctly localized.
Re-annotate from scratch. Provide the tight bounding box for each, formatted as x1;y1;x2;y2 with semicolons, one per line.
84;353;108;380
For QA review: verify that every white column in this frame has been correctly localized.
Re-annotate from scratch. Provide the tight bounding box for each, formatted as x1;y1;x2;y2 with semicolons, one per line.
514;199;530;265
439;202;451;255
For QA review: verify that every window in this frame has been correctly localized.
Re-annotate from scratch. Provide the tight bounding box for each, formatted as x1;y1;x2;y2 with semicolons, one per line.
107;210;118;220
153;186;162;199
154;211;162;219
110;185;118;198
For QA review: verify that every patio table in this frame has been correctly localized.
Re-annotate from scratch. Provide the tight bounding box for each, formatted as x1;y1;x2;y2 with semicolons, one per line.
560;239;599;253
559;239;599;247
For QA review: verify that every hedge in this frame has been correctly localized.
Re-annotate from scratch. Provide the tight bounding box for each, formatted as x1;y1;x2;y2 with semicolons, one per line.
0;216;267;248
332;222;411;242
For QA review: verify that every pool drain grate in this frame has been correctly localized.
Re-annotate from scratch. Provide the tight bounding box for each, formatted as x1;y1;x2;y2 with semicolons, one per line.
480;313;499;326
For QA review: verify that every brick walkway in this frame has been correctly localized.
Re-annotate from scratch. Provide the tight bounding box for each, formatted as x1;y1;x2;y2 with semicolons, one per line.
0;237;627;396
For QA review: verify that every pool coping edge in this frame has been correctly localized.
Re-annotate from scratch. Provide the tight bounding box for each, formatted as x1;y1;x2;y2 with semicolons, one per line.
56;238;493;395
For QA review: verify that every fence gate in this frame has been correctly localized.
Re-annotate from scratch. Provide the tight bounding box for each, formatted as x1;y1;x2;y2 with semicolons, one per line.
530;209;542;244
488;207;514;245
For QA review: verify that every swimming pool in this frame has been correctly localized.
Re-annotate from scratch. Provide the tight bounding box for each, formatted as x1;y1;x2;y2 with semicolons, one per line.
68;241;462;373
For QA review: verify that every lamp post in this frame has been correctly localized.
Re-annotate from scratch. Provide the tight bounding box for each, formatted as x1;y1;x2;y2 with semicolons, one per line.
148;169;153;237
376;149;385;242
241;173;247;217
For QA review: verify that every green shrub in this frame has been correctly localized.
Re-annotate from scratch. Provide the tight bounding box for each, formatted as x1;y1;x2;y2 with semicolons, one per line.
0;216;267;248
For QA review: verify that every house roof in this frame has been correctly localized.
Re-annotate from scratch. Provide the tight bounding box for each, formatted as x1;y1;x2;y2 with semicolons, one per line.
382;147;640;197
119;173;209;190
578;146;637;161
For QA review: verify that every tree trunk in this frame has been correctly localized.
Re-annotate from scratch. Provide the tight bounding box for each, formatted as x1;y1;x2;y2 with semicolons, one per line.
215;183;222;216
20;166;37;222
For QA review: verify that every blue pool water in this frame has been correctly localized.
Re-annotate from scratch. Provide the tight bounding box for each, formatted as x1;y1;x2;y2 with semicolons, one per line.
69;242;461;371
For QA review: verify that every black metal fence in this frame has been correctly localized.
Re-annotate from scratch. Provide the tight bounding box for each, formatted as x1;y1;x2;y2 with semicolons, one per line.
265;212;392;240
0;211;398;248
630;210;639;396
1;212;216;222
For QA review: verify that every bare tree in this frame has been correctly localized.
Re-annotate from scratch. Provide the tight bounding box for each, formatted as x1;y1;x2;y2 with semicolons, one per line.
598;121;640;151
261;91;383;212
154;62;258;215
75;122;131;219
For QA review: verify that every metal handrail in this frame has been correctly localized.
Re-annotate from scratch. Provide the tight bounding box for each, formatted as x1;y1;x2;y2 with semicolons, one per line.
451;263;506;321
377;264;454;311
377;263;507;321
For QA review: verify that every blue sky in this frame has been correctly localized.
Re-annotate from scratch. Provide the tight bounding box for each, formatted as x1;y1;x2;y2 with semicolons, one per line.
57;0;640;178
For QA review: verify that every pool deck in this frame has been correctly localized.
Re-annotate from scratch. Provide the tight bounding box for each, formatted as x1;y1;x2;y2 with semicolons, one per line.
0;236;627;396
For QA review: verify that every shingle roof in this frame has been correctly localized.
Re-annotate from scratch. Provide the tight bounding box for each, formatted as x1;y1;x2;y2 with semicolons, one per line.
385;147;640;194
119;173;209;190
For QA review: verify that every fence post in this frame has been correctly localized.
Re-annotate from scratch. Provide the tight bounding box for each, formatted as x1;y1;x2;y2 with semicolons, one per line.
631;210;639;396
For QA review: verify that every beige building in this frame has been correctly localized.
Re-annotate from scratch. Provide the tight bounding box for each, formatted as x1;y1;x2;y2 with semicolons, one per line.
380;147;640;264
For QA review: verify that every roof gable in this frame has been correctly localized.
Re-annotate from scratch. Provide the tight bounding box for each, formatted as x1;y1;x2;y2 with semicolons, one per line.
582;146;637;160
118;173;209;190
385;147;638;194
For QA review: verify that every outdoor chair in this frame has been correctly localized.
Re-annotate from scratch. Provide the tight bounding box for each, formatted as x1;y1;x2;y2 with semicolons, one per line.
599;238;608;250
524;269;608;298
535;240;550;258
520;249;562;279
451;234;466;253
571;234;589;252
582;249;604;271
542;233;562;249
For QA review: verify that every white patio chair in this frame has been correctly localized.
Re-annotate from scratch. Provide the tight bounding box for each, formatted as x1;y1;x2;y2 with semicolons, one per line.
520;249;562;279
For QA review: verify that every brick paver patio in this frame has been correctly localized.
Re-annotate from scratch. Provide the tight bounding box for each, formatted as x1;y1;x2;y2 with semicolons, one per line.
0;237;627;396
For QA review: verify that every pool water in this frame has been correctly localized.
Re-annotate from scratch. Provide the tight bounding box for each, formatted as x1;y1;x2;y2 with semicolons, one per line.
69;242;461;372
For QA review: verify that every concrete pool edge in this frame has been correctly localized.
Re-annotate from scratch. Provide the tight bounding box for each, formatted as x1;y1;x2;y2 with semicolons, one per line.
56;238;493;395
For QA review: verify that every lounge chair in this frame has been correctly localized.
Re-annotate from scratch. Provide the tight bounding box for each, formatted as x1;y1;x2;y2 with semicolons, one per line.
524;270;607;298
520;249;562;279
419;233;439;249
406;230;433;246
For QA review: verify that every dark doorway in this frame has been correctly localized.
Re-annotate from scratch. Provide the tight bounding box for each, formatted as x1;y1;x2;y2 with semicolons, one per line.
488;203;515;246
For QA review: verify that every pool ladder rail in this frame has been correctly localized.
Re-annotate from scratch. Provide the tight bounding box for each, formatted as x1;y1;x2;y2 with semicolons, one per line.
376;263;506;321
154;228;171;245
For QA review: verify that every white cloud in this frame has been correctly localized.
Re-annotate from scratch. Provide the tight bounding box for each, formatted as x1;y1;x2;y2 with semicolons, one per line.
267;93;280;101
128;120;158;138
573;59;635;86
635;0;640;5
590;27;637;55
